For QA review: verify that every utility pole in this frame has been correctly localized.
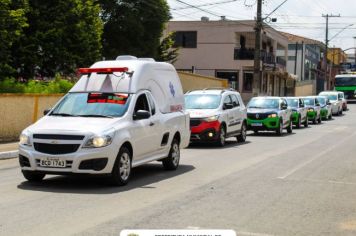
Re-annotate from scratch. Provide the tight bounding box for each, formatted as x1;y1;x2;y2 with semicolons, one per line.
253;0;262;96
322;13;340;90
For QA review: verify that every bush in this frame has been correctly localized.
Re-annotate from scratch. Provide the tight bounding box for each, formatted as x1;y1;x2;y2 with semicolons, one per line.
0;75;74;94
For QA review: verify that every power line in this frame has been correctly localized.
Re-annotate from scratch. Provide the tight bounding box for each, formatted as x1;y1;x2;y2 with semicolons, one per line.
264;0;289;19
174;0;223;17
171;0;238;11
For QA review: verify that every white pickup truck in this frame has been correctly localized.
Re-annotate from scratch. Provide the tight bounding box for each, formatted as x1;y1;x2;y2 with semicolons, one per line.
18;56;190;185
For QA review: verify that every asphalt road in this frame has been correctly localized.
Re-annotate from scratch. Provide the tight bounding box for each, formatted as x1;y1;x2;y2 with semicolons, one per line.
1;105;356;236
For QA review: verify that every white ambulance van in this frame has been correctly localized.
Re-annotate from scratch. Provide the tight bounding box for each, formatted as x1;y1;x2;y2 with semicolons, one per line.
18;56;190;186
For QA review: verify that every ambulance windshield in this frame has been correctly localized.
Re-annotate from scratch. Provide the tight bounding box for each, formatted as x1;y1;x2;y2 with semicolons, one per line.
50;93;131;118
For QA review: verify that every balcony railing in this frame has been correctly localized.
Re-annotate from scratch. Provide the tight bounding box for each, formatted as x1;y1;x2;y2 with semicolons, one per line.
234;48;286;67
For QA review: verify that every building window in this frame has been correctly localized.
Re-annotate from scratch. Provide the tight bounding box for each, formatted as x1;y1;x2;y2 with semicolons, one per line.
243;71;253;92
173;31;197;48
216;70;239;90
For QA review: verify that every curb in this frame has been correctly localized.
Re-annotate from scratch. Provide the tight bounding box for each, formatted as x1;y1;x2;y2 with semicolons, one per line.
0;151;18;160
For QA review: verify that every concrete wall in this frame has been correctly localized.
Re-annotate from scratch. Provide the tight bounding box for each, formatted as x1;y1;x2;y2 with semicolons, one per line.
0;94;64;142
294;80;316;96
178;71;228;92
0;73;226;142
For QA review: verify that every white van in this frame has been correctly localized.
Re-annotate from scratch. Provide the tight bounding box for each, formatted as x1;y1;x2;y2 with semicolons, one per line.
318;91;343;115
18;56;190;185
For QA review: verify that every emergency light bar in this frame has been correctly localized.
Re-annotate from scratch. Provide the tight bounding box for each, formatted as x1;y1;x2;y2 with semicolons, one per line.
78;67;129;75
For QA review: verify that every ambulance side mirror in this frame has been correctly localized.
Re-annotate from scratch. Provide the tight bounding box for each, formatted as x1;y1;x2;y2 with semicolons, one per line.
134;110;151;120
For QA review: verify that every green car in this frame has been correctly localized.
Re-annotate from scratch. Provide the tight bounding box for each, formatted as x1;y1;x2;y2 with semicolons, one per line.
303;96;322;124
247;97;293;136
317;96;332;120
285;97;308;128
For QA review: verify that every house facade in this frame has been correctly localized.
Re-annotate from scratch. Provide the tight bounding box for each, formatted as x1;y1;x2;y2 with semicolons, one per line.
279;32;328;94
165;20;294;102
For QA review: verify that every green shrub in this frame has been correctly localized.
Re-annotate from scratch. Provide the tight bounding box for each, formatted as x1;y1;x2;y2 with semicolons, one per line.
0;76;74;94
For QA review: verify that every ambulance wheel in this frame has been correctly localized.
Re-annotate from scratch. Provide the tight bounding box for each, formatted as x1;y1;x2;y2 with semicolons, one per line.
216;125;226;147
22;171;45;182
110;146;132;186
162;138;180;170
237;122;247;143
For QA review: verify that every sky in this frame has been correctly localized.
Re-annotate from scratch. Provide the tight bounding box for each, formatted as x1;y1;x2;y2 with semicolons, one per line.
167;0;356;53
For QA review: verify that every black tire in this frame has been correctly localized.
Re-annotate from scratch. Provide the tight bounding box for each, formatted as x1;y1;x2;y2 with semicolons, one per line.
276;119;283;136
237;122;247;143
287;119;293;134
304;116;309;128
317;114;322;124
296;115;301;129
328;113;332;120
313;116;317;124
216;125;226;147
253;130;259;134
340;109;343;115
22;170;45;182
162;138;180;170
110;146;132;186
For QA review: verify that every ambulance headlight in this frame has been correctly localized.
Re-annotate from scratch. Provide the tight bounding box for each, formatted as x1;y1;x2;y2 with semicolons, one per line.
84;135;113;148
19;132;31;146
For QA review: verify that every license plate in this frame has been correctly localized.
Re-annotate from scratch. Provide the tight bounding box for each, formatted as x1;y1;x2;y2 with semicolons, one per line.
251;123;263;127
40;158;66;168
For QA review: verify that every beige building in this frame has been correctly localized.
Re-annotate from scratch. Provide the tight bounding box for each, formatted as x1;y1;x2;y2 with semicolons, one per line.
165;20;294;101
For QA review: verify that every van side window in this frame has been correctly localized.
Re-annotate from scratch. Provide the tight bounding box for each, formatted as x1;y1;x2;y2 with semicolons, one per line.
134;94;150;113
230;95;240;107
299;99;304;107
147;93;156;115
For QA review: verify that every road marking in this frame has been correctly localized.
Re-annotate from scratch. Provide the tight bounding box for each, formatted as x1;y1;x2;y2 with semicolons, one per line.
237;231;275;236
280;178;356;186
277;131;356;179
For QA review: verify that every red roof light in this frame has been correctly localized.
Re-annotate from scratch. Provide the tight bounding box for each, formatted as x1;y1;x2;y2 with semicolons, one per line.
78;67;129;74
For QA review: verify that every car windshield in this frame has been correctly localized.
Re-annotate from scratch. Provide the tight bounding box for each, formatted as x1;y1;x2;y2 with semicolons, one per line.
339;93;344;99
286;99;298;108
318;97;326;106
185;94;221;109
321;94;337;101
50;93;131;118
303;98;315;106
247;98;279;109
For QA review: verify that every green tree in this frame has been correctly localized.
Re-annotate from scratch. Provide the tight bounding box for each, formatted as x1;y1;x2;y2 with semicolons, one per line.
0;0;28;78
157;32;179;64
12;0;103;78
100;0;170;60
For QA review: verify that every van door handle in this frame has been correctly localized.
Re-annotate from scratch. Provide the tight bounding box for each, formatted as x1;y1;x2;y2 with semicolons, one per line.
149;122;155;126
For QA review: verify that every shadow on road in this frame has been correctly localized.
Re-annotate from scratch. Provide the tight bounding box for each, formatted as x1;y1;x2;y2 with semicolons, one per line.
187;140;251;149
247;131;296;137
17;163;195;194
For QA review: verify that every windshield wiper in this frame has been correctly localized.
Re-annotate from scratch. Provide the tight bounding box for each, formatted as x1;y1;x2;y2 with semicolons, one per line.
78;114;114;118
50;113;78;117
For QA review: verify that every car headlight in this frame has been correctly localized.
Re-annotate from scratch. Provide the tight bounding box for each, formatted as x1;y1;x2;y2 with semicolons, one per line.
308;108;314;112
83;135;113;148
268;113;277;118
19;133;31;146
204;115;219;122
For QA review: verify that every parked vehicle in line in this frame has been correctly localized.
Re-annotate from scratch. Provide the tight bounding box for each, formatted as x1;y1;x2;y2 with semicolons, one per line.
317;96;332;120
303;96;322;124
246;96;293;136
334;73;356;102
18;56;190;186
338;91;348;111
185;88;247;146
285;97;308;128
318;91;343;115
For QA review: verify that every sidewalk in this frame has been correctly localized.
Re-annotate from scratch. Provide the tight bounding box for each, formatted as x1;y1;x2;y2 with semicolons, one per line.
0;142;18;160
